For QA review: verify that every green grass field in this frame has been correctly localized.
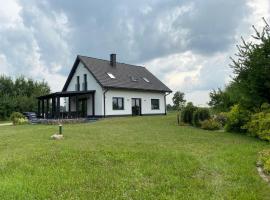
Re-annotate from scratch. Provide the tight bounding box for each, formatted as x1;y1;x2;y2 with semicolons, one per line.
0;121;11;124
0;113;269;199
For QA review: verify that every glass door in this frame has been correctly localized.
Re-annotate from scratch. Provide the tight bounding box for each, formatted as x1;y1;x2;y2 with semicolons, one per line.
132;98;141;116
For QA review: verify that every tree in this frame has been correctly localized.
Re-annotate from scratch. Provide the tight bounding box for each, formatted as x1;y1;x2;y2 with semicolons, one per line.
172;91;186;110
209;19;270;111
208;88;233;112
229;18;270;109
0;75;50;119
181;102;197;124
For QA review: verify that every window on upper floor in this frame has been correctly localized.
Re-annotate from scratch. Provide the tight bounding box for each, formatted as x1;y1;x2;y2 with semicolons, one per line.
151;99;160;110
112;97;124;110
143;77;150;83
130;76;138;82
83;74;87;91
107;72;116;79
75;76;80;91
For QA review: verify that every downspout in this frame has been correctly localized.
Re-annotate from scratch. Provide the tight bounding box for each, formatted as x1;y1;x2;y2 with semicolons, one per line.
164;92;171;115
103;89;109;118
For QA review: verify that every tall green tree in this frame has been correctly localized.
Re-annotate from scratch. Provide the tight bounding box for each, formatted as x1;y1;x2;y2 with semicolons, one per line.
230;19;270;109
172;91;186;110
209;19;270;111
0;75;50;119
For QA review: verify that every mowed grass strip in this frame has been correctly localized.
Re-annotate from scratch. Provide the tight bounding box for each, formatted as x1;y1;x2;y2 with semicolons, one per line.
0;113;269;200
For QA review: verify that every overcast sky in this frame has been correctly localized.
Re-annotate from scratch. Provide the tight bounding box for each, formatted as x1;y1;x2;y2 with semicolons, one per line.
0;0;269;105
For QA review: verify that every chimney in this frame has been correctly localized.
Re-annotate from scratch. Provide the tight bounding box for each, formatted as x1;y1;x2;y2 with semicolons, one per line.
110;53;116;67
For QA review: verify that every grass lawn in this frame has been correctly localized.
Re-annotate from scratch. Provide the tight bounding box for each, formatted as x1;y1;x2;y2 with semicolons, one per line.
0;121;11;124
0;113;269;199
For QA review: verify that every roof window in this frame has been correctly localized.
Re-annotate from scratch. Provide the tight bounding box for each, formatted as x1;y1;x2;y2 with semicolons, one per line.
143;77;150;83
107;72;116;79
130;76;138;82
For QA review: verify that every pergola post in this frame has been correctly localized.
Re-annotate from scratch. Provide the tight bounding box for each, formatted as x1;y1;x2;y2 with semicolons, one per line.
52;97;55;119
76;95;79;118
38;99;41;118
92;93;95;117
68;96;71;118
46;99;49;118
41;99;45;119
57;96;60;119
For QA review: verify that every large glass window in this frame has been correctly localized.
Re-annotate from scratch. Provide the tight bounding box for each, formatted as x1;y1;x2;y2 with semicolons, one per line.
76;76;80;91
151;99;160;110
113;97;124;110
83;74;87;91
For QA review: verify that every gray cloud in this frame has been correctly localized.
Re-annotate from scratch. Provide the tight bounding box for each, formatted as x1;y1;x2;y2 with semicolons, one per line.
0;0;267;104
21;0;249;63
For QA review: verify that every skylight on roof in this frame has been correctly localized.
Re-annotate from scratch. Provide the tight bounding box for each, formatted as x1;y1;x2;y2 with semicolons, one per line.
107;72;116;79
130;76;138;82
143;77;150;83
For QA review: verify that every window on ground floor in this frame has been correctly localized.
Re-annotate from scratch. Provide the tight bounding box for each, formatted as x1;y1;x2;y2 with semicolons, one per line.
113;97;124;110
151;99;160;110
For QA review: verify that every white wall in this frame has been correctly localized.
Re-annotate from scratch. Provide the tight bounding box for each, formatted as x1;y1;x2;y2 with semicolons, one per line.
66;62;104;116
105;89;166;116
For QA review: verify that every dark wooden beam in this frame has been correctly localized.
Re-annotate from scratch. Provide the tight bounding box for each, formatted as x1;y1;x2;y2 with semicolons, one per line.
68;96;71;118
38;100;41;118
52;97;55;119
41;99;45;119
57;96;60;119
46;99;49;118
75;95;79;118
92;93;95;117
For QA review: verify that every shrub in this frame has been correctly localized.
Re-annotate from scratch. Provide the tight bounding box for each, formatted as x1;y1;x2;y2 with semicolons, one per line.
201;119;222;130
258;149;270;175
213;112;227;127
244;111;270;141
10;112;28;125
224;104;250;133
261;102;270;112
181;102;197;124
192;108;210;127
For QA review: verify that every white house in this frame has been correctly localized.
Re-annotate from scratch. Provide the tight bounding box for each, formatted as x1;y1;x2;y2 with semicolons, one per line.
37;54;172;118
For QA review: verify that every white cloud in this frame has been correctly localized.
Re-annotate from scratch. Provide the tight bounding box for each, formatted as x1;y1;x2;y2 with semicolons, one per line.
0;0;71;92
0;54;11;75
0;0;269;107
0;0;22;29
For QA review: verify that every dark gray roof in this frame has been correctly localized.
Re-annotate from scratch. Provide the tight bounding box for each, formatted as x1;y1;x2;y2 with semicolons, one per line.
63;55;172;93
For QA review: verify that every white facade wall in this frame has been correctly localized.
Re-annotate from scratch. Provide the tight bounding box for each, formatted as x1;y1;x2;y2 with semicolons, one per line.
66;62;104;116
65;61;167;117
105;89;166;116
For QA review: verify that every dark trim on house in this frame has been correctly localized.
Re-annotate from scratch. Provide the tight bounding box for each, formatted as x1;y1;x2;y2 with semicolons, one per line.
103;89;109;117
62;56;104;92
37;90;96;99
141;113;166;116
98;113;167;118
164;92;170;115
37;90;95;119
104;86;171;93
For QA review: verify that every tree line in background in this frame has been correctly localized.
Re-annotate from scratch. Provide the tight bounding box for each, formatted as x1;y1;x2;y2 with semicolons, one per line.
0;76;50;120
171;19;270;142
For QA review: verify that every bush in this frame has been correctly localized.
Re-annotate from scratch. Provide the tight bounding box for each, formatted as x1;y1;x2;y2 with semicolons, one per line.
213;112;227;127
10;112;28;125
261;102;270;112
244;111;270;141
201;119;222;130
258;149;270;175
192;108;210;127
224;105;250;133
181;102;197;124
